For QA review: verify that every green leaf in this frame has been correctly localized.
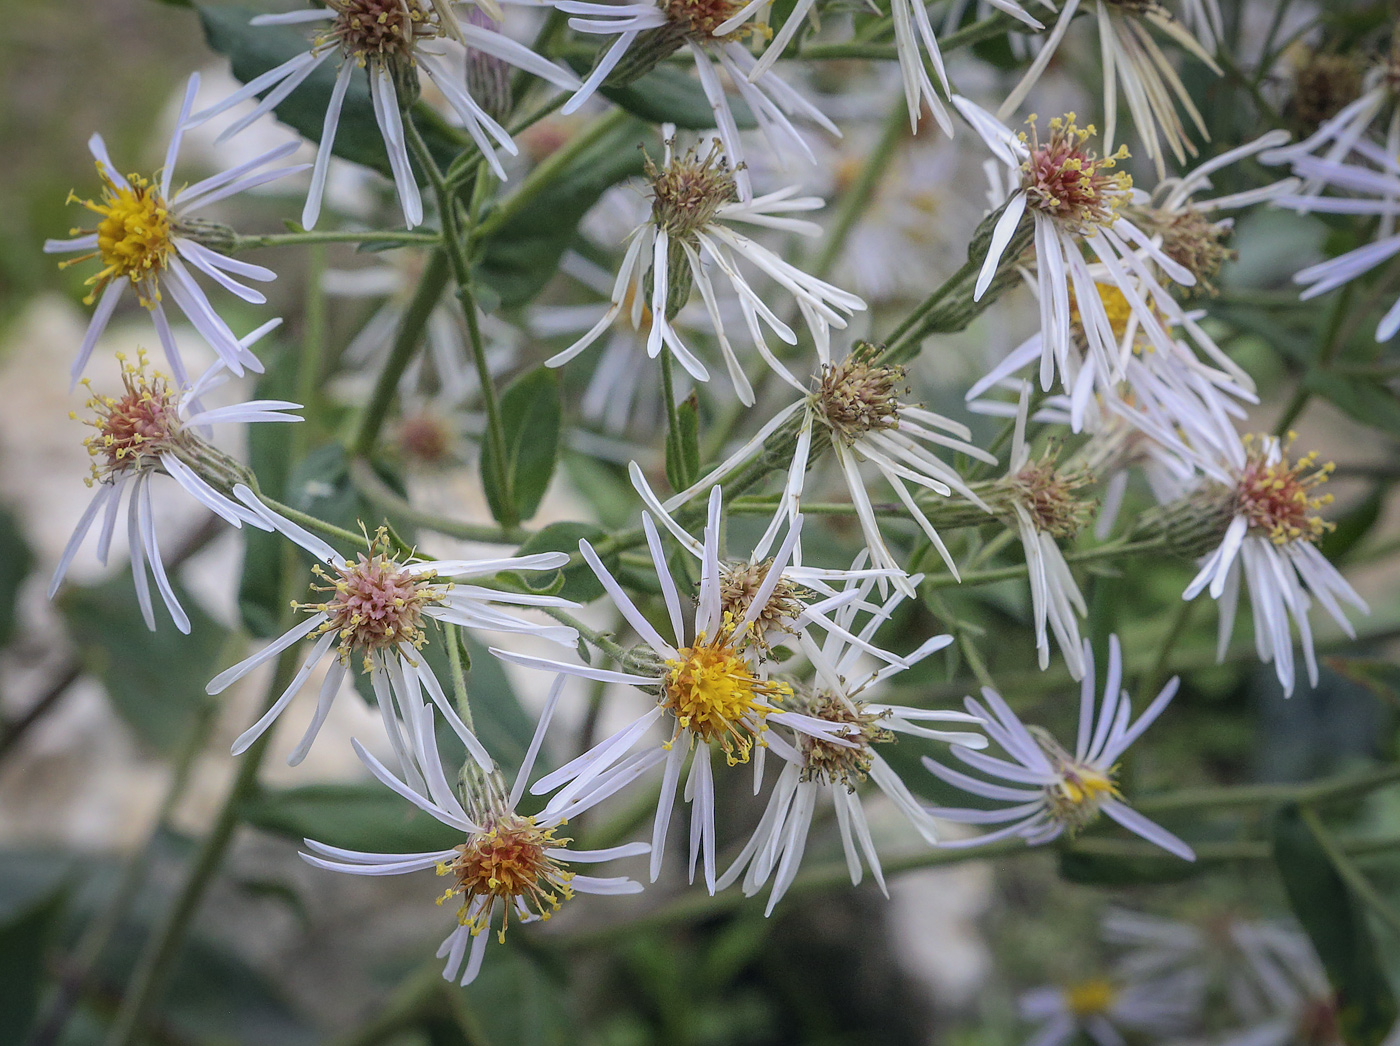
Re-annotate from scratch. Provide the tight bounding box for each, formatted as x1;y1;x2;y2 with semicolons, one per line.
239;344;297;638
58;577;225;756
1303;372;1400;438
595;64;756;130
241;782;462;853
1057;846;1206;886
481;367;562;525
1322;484;1388;565
0;886;66;1045
0;504;34;647
196;4;461;183
1271;804;1398;1046
517;522;611;603
466;948;573;1046
476;119;651;307
665;391;701;494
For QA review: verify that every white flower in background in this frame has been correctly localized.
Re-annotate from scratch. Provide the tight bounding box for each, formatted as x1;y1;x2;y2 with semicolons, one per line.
206;528;578;765
996;0;1222;176
302;694;648;986
925;634;1195;861
1181;432;1367;697
629;463;911;658
546;131;864;405
491;487;864;893
954;97;1198;395
556;1;838;201
1214;921;1342;1046
186;0;580;228
717;585;985;913
667;342;995;595
1271;149;1400;341
1018;970;1205;1046
723;0;1041;135
1102;908;1329;1031
50;340;301;635
44;74;303;386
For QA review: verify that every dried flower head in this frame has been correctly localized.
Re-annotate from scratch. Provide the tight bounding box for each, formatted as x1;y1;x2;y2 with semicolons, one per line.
646;137;739;241
815;343;907;445
793;691;893;790
1003;450;1097;539
439;812;576;943
1288;51;1364;133
79;351;187;484
1019;114;1132;233
321;0;441;61
718;559;807;648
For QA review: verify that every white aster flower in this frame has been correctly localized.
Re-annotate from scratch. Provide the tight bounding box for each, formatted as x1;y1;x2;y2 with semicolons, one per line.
1181;431;1368;697
49;342;302;635
491;487;863;893
302;693;647;986
925;633;1195;861
546;131;864;404
717;583;985;913
44;74;304;386
557;0;838;200
1018;969;1205;1046
667;342;995;595
954;97;1199;395
1271;148;1400;341
186;0;580;228
206;527;578;765
726;0;1042;134
997;0;1221;176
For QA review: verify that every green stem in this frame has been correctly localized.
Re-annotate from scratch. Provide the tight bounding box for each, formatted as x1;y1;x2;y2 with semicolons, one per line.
542;607;632;666
228;229;441;252
1136;596;1197;701
919;537;1165;590
1135;763;1400;815
254;493;366;549
349;459;526;544
445;625;477;733
809;99;907;280
1275;282;1354;435
1301;806;1400;937
105;643;303;1046
350;249;451;457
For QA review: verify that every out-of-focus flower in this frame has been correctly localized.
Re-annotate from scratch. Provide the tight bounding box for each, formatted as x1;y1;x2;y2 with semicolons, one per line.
186;0;580;227
206;528;577;764
50;340;301;634
45;74;304;385
548;131;864;405
491;487;865;892
925;634;1195;861
718;583;984;912
1018;969;1205;1046
996;0;1222;176
302;695;647;986
1181;431;1367;697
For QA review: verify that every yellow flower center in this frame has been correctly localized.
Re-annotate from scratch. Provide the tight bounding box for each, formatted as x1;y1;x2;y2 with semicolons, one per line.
1019;114;1131;234
78;350;183;485
1069;284;1138;346
1033;728;1120;832
437;814;574;944
1237;433;1335;546
1064;979;1118;1018
661;624;787;764
62;167;174;307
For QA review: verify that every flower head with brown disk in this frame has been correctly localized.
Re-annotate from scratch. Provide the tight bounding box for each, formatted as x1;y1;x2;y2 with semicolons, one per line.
1019;113;1132;234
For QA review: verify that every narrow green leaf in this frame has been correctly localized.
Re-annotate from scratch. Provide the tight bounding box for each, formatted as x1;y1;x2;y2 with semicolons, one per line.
517;522;612;603
1303;372;1400;438
0;886;66;1045
665;391;701;494
241;782;462;853
0;505;34;647
239;344;297;638
481;367;562;525
197;4;460;182
58;577;225;756
595;64;756;130
1272;804;1398;1046
476;119;651;307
